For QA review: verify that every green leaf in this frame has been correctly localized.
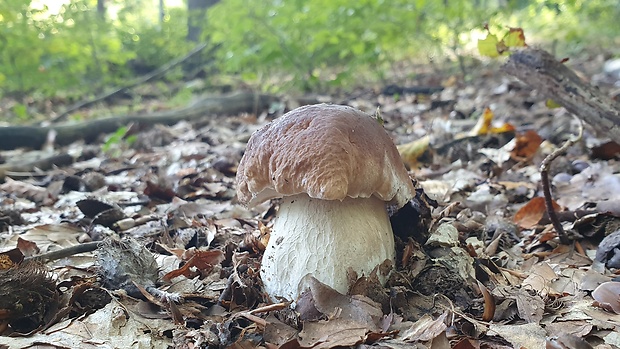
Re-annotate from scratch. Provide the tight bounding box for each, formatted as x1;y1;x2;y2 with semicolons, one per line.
477;34;501;57
503;28;526;48
13;104;28;120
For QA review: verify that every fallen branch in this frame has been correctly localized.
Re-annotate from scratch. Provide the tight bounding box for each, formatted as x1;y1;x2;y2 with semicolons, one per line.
503;47;620;141
0;92;278;151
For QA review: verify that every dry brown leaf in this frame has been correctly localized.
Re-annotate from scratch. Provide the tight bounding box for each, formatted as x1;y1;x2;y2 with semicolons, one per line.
263;314;299;347
514;196;561;229
521;262;557;297
0;178;50;204
163;249;225;281
488;323;546;348
556;163;620;211
510;129;542;160
16;237;40;257
592;282;620;314
400;312;448;342
591;141;620;160
297;318;372;348
546;333;594;349
478;281;495;322
514;288;545;323
545;321;593;340
452;338;481;349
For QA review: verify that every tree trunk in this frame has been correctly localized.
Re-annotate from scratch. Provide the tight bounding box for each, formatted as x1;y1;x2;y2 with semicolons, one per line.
159;0;165;28
97;0;105;19
187;0;220;42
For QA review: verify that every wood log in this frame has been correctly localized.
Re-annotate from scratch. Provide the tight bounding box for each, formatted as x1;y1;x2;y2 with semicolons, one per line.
0;92;278;151
502;48;620;141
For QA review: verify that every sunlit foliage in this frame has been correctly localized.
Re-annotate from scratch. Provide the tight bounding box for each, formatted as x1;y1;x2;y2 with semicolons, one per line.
0;0;618;97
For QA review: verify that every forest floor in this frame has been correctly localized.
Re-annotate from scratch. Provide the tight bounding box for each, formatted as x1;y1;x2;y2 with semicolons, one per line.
1;53;620;349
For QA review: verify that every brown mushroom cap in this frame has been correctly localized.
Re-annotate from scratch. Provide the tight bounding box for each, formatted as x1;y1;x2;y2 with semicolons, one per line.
236;104;415;207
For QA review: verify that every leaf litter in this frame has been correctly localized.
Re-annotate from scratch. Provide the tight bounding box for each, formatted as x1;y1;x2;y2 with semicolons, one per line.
1;60;620;348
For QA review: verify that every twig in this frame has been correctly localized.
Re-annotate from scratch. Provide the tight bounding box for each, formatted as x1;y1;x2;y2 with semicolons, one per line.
234;302;289;329
236;312;268;329
248;302;289;315
25;241;102;262
539;117;584;244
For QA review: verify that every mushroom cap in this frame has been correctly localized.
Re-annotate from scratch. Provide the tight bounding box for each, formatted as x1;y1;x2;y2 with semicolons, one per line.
236;104;415;207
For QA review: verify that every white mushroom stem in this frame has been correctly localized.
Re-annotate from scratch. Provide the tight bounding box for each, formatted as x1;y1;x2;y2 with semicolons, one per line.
260;194;395;301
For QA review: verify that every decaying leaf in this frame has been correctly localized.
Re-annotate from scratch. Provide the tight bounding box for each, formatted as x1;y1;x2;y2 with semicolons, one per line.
511;130;542;160
397;135;430;169
514;196;561;229
555;162;620;211
1;178;50;204
592;282;620;314
488;322;546;348
163;249;225;281
400;312;448;342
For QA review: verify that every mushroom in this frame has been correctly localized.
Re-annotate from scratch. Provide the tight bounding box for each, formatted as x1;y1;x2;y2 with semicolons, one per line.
236;104;415;301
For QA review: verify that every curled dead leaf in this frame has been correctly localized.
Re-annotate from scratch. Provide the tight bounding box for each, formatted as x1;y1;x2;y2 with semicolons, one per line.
163;249;225;282
511;130;542;160
478;281;495;322
514;196;561;229
591;281;620;314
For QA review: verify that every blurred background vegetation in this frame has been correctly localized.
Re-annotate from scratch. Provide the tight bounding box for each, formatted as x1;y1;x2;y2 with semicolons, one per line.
1;0;619;106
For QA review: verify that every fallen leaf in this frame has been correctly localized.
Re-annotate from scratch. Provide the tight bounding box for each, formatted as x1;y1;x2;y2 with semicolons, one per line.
591;141;620;160
16;237;40;257
592;282;620;314
488;323;546;348
511;130;542;160
400;312;448;342
514;196;561;229
397;135;430;168
163;249;225;281
502;28;527;48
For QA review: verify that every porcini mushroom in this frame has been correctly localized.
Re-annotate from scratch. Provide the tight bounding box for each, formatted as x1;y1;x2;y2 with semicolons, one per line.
236;104;415;301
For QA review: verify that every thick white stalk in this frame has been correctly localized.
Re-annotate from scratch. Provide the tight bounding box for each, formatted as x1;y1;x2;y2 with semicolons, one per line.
260;194;395;301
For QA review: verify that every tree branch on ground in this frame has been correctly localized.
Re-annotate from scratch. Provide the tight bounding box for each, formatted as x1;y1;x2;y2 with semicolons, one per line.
502;47;620;141
1;92;278;151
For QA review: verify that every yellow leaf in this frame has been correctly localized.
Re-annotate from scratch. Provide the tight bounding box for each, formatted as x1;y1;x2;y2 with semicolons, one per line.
469;107;495;136
545;99;562;108
489;123;516;134
478;34;501;58
397;135;430;168
503;28;527;48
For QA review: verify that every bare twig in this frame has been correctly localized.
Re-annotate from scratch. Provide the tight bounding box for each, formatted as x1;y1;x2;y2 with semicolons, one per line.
539;117;584;244
25;241;102;262
248;302;289;315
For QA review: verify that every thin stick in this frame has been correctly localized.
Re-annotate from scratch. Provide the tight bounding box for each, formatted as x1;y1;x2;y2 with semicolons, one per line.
539;116;583;244
248;302;290;315
25;241;102;262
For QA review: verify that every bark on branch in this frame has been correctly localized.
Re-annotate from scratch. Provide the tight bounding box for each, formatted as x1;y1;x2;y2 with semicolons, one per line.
502;47;620;141
0;92;278;151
